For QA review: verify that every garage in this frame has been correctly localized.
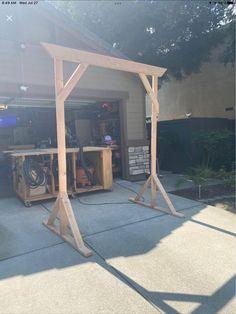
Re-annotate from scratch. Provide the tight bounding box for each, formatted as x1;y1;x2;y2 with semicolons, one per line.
0;98;124;199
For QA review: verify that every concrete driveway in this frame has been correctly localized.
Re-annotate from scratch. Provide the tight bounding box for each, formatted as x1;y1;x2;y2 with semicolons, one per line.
0;179;235;313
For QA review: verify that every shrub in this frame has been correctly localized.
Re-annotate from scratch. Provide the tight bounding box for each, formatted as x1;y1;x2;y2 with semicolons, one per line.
192;129;234;170
215;168;235;190
186;166;215;198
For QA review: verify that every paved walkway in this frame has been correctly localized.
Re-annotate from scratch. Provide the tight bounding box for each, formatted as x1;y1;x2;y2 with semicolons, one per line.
0;179;235;313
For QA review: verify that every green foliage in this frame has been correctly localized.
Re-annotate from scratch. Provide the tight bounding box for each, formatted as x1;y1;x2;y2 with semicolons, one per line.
187;166;215;185
49;1;235;79
215;168;235;190
185;165;235;197
186;166;215;198
192;129;234;170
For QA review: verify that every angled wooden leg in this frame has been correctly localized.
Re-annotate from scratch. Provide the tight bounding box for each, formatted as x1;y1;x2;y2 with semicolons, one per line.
43;193;92;257
61;195;92;257
151;176;157;208
43;194;63;239
153;175;184;218
130;175;184;218
60;198;69;236
129;175;151;202
46;196;60;225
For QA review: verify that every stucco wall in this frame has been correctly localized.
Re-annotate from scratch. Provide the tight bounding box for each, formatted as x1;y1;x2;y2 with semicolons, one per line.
157;47;235;121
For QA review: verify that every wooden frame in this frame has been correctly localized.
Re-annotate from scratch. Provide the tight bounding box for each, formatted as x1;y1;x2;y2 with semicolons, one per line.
41;42;184;257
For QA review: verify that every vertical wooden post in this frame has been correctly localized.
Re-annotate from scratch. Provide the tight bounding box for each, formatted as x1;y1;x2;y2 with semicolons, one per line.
130;73;184;218
54;58;67;194
151;75;158;207
43;59;92;256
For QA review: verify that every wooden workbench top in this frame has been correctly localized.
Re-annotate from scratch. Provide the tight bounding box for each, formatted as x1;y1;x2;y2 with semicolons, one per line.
5;146;111;157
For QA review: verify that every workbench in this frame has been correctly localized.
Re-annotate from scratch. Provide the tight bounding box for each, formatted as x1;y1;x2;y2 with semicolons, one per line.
6;147;112;206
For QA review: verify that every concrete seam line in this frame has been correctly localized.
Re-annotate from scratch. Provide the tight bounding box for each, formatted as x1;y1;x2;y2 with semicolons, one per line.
84;204;202;239
85;240;163;314
0;241;64;262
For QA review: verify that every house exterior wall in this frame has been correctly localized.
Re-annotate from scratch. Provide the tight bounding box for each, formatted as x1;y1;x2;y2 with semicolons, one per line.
157;46;235;121
148;45;235;173
0;5;146;142
0;45;146;143
0;4;148;179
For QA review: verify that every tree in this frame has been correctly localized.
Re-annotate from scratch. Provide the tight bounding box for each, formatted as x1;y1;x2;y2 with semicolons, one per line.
50;0;235;79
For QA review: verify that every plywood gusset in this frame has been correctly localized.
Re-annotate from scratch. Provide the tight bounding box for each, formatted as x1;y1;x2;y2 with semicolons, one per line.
41;42;184;257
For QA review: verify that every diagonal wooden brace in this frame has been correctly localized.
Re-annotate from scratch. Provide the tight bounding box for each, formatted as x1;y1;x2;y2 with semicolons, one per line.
58;63;88;102
134;175;151;201
129;174;184;218
153;175;184;218
43;193;92;257
139;73;160;114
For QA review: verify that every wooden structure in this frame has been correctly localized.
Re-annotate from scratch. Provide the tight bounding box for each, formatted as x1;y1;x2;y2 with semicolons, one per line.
6;147;112;206
41;42;184;257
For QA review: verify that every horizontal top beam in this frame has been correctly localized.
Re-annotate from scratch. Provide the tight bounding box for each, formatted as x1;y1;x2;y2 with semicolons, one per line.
41;42;167;77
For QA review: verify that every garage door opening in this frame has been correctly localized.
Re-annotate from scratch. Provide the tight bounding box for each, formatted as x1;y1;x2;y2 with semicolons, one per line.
0;100;123;199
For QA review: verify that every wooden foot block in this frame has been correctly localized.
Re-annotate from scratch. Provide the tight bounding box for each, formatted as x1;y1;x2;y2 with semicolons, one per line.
129;198;184;218
62;234;92;257
168;211;184;218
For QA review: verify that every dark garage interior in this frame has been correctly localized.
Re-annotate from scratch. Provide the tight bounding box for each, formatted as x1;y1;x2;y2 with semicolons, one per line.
0;100;123;199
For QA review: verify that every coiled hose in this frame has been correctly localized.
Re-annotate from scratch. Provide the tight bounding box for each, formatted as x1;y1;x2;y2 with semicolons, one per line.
23;158;46;189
